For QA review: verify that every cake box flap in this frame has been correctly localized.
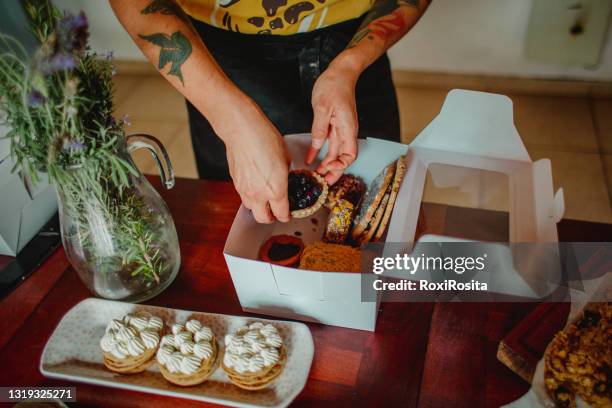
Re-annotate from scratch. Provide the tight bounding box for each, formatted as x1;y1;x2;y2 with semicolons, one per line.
412;89;531;162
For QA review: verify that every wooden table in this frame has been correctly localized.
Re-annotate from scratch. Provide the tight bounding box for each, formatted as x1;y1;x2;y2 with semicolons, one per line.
0;177;610;408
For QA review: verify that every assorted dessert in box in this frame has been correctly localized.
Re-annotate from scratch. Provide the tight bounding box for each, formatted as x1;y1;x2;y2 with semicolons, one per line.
223;134;408;331
259;155;407;273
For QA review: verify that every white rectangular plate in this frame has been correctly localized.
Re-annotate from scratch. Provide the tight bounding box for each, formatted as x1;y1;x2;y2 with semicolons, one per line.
40;298;314;408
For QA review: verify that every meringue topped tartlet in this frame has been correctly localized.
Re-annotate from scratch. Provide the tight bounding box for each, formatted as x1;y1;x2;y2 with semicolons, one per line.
100;313;163;374
156;319;218;386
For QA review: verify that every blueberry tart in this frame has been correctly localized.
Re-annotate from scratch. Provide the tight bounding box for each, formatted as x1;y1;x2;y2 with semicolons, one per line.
288;170;328;218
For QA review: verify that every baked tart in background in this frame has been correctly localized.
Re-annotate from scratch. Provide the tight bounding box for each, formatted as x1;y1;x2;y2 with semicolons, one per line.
544;302;611;408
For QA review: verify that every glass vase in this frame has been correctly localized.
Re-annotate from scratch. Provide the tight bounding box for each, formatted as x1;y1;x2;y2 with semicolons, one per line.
56;133;180;302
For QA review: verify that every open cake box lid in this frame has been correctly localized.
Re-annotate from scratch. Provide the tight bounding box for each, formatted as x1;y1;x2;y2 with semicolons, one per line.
387;89;565;244
224;90;566;301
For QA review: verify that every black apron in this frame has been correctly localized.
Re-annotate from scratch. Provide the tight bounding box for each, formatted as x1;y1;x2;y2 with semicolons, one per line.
187;16;400;180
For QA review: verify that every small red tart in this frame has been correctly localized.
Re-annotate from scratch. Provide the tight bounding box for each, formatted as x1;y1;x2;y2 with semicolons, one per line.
259;235;304;267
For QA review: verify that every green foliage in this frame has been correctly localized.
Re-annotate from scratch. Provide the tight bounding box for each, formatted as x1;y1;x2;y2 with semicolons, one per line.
0;0;166;285
22;0;62;43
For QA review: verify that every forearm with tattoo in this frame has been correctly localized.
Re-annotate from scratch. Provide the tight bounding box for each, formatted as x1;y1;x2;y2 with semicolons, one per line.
324;0;429;82
137;0;194;85
110;0;252;142
348;0;429;49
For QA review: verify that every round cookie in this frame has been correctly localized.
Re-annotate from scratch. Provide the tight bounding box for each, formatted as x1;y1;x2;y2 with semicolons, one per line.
374;155;407;241
356;192;390;245
351;160;396;239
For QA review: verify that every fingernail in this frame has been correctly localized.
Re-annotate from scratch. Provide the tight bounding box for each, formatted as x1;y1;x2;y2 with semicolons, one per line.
312;139;324;149
305;151;314;164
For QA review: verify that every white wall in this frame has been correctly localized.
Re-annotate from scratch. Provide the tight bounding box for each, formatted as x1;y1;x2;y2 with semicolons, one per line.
54;0;143;60
57;0;612;80
388;0;612;80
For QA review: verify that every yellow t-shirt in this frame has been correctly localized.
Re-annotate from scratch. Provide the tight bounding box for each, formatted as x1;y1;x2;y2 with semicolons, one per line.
176;0;372;35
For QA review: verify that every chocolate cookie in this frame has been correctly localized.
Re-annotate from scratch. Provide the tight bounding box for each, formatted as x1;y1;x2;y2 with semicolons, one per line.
325;174;365;210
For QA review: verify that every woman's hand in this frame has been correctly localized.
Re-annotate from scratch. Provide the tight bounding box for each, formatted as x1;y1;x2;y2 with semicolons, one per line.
306;56;362;185
219;96;291;224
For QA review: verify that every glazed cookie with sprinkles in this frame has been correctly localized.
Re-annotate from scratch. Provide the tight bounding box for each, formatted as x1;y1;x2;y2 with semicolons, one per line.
156;319;218;386
100;313;163;374
222;321;286;390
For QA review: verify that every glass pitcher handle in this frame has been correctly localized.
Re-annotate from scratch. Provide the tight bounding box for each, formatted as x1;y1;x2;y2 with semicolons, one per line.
126;133;175;189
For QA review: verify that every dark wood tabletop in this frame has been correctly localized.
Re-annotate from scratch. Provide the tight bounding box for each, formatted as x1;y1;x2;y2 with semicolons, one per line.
0;177;610;408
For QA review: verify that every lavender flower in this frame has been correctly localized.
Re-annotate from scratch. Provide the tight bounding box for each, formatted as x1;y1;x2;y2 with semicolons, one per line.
57;11;88;53
31;10;89;75
26;90;45;107
105;51;114;61
121;114;131;127
44;52;76;73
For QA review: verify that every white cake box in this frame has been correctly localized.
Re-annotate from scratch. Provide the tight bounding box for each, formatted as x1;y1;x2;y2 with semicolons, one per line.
223;90;565;331
223;133;402;331
0;124;57;256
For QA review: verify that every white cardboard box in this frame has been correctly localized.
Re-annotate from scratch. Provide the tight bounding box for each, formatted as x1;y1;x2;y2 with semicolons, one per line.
0;125;57;256
223;133;396;331
223;90;565;331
